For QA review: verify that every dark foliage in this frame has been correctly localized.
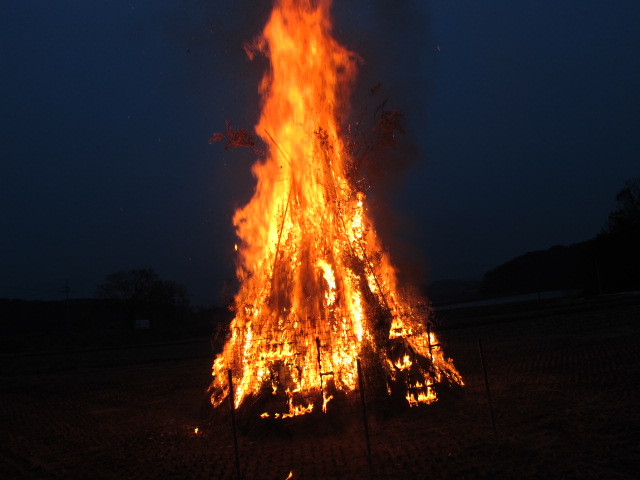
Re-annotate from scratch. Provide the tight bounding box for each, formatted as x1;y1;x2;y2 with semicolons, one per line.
96;268;190;328
607;178;640;237
481;242;596;297
481;179;640;297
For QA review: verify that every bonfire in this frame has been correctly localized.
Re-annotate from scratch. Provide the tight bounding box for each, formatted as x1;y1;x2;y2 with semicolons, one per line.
209;0;462;419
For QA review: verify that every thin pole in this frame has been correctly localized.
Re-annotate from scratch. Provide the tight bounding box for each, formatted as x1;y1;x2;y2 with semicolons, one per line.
477;339;497;439
316;336;324;391
61;280;71;330
594;258;603;295
356;359;373;473
227;369;242;480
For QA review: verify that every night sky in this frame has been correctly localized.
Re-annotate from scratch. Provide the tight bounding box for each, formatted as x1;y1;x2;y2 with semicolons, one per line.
2;1;639;306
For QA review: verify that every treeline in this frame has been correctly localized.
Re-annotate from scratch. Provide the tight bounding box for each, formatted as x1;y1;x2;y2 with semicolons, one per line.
0;297;226;336
0;268;232;340
482;179;640;297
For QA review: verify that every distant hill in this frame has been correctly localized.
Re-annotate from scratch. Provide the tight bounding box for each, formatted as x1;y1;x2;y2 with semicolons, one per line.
481;241;597;298
426;279;482;306
479;233;639;298
478;179;640;298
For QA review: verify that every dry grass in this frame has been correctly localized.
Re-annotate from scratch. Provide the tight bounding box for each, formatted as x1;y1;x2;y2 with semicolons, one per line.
1;297;639;479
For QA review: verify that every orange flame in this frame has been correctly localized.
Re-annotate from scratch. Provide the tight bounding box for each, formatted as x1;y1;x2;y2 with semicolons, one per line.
209;0;462;417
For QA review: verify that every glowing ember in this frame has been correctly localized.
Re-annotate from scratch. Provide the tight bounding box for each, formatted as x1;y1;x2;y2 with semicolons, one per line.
209;0;462;418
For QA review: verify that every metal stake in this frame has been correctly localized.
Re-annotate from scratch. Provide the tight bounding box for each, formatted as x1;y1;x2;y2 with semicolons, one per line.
356;358;373;473
227;369;242;479
316;336;323;391
477;339;497;439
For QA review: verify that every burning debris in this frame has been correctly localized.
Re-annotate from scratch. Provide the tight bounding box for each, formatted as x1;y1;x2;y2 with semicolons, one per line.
208;0;462;419
209;121;255;151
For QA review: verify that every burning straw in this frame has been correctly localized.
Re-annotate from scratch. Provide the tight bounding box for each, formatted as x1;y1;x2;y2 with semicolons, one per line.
208;0;462;419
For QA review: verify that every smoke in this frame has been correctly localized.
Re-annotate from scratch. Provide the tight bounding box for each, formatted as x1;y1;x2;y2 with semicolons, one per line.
334;0;435;149
160;0;271;103
161;0;434;137
161;0;434;161
162;0;436;287
333;0;436;286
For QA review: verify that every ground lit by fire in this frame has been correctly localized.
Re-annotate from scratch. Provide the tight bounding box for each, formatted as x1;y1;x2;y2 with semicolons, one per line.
209;0;462;418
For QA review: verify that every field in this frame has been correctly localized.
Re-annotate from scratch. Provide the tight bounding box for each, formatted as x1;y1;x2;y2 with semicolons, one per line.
1;296;639;479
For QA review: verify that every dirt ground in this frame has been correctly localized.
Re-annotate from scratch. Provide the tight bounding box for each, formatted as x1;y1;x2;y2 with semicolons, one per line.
1;296;639;479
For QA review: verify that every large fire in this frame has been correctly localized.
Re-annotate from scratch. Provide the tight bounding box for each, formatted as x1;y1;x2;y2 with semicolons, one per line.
209;0;462;418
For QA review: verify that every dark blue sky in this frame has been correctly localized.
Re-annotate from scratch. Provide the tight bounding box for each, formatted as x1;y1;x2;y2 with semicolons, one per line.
2;1;639;306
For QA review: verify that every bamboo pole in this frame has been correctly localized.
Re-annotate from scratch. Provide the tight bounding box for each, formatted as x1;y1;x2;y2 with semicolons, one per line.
227;369;242;480
357;359;373;474
477;339;498;439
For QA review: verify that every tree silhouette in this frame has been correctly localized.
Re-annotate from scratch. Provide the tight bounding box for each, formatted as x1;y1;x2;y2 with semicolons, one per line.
481;178;640;297
97;268;189;327
595;178;640;292
607;178;640;237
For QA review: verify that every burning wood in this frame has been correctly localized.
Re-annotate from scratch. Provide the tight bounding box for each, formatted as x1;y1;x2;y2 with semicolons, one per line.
208;0;462;418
